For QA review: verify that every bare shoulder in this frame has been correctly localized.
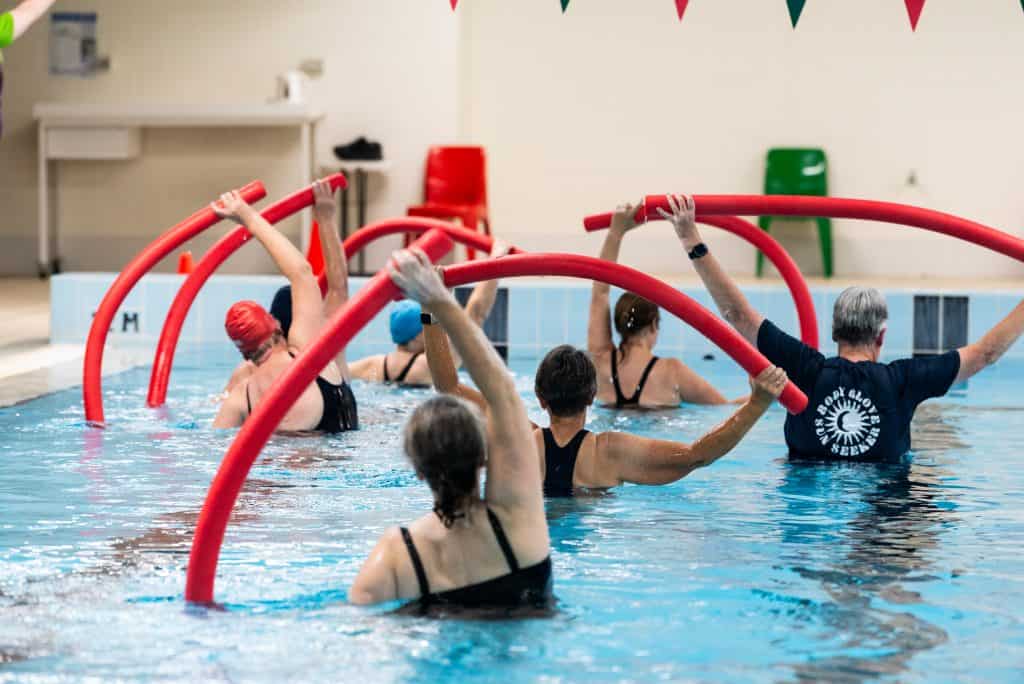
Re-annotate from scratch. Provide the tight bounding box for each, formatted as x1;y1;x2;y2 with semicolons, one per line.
349;354;385;380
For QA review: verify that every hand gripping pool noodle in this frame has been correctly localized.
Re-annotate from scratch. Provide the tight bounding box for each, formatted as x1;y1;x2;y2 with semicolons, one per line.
584;194;1024;269
184;229;455;605
145;174;348;408
147;214;523;408
583;206;818;349
82;180;267;427
441;254;809;415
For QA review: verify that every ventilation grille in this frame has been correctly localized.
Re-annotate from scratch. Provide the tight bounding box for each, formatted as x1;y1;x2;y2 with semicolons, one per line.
913;295;967;356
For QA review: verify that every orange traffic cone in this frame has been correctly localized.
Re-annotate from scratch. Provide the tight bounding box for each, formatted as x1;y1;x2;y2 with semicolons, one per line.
177;251;194;274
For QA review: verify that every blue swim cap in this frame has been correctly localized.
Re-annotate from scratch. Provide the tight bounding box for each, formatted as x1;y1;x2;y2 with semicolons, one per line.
390;301;423;345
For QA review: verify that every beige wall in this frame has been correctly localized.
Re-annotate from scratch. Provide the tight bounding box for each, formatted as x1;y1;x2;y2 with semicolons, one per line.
1;1;1023;278
0;0;460;274
459;0;1024;279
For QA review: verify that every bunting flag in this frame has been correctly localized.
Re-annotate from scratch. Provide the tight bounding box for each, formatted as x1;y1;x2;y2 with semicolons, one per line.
561;0;570;12
786;0;806;28
904;0;926;30
450;0;457;9
675;0;689;21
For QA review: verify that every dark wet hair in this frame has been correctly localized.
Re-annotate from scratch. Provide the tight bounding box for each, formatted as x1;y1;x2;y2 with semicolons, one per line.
614;293;660;351
404;395;487;528
269;285;293;338
535;345;597;417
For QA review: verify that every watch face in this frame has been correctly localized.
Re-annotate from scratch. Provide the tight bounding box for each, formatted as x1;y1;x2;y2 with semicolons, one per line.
690;243;708;259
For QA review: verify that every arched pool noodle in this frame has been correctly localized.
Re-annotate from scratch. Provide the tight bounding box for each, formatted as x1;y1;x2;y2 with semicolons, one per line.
147;216;522;408
184;229;455;605
83;180;267;426
583;195;1024;263
145;174;348;408
184;246;808;605
441;254;807;414
698;215;817;348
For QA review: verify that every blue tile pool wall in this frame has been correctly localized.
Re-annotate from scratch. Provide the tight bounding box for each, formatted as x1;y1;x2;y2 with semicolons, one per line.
50;274;1024;362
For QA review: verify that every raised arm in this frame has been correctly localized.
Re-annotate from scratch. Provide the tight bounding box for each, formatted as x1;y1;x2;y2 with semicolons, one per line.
389;249;541;511
957;299;1024;383
312;179;351;378
9;0;57;40
212;191;323;352
465;239;511;326
423;309;487;411
588;202;640;356
599;366;786;485
658;195;764;345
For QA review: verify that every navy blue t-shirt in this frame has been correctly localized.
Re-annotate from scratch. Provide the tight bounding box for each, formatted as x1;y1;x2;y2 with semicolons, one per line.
757;320;960;461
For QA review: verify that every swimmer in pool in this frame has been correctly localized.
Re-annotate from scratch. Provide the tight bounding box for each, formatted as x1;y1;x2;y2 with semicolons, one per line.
662;193;1024;461
423;306;788;496
212;179;358;433
346;239;511;387
350;247;551;613
589;202;735;408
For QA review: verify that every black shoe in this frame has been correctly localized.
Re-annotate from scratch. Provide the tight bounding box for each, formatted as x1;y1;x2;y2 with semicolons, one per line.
334;137;383;161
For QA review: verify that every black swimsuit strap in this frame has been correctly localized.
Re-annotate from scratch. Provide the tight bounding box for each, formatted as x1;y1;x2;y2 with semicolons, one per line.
245;382;253;416
486;508;519;573
611;352;660;405
633;356;660;403
610;351;628;406
400;527;430;597
394;353;422;384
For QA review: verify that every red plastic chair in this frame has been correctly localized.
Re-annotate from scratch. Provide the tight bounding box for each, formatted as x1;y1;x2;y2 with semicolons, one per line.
407;146;491;259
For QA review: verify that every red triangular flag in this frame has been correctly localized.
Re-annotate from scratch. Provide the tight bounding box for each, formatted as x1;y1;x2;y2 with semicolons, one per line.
176;251;194;275
786;0;806;28
306;221;325;277
675;0;689;21
904;0;926;30
450;0;458;9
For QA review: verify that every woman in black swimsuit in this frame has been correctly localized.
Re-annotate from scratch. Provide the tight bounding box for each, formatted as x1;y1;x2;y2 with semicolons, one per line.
423;330;787;496
350;247;551;612
588;201;735;408
213;180;357;433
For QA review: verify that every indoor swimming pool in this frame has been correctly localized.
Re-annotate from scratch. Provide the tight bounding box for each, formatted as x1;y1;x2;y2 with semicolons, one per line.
2;353;1023;682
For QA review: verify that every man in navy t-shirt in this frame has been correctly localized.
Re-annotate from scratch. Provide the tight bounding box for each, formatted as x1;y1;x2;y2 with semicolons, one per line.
655;194;1024;461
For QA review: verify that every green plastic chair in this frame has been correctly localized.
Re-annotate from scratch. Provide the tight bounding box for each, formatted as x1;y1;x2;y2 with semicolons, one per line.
756;148;833;278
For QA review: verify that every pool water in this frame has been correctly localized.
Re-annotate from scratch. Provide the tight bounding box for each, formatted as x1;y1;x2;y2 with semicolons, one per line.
2;353;1024;682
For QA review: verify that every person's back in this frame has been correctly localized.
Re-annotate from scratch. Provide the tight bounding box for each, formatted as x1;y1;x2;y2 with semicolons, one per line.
760;317;960;460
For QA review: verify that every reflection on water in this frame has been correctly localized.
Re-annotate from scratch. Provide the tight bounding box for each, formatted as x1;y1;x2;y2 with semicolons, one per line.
779;404;964;682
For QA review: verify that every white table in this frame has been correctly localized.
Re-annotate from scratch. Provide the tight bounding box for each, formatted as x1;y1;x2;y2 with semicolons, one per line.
33;103;324;276
319;160;391;275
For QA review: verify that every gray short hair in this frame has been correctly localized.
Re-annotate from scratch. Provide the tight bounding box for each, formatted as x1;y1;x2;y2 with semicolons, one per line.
832;287;888;346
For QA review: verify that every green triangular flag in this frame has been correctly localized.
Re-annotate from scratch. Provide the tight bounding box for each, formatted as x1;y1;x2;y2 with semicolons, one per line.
561;0;570;12
786;0;806;27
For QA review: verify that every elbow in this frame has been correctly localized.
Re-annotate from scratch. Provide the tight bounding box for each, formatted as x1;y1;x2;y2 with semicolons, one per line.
720;305;748;329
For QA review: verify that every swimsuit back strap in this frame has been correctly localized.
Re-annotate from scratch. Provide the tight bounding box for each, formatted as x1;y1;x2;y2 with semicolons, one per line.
394;352;422;384
486;508;519;573
383;355;391;382
566;428;591;454
610;350;628;406
399;527;430;597
244;382;253;416
632;356;660;403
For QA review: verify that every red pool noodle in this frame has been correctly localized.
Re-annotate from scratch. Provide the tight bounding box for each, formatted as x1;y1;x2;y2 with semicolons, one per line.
441;254;807;414
697;215;818;349
184;245;807;606
583;195;1024;263
184;229;455;605
147;216;520;408
82;181;267;426
145;174;348;408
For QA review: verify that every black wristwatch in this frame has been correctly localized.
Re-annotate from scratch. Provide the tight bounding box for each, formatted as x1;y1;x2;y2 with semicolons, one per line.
420;313;434;325
688;242;709;260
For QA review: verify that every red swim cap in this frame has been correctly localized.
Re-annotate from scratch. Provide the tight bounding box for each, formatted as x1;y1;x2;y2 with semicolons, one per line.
225;301;280;359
